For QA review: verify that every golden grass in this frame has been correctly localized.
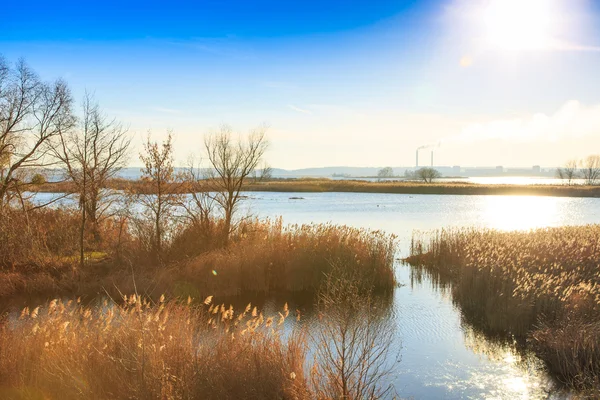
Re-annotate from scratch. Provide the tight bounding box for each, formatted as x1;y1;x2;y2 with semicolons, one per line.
407;226;600;392
0;296;309;400
161;218;397;298
0;205;396;302
0;207;80;269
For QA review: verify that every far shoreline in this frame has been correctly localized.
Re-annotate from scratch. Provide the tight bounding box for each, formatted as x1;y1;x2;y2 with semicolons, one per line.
30;178;600;198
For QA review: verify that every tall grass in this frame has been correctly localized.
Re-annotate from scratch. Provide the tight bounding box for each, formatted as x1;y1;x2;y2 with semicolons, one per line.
407;226;600;393
0;205;396;302
164;218;396;298
0;291;396;399
0;206;80;269
0;296;309;400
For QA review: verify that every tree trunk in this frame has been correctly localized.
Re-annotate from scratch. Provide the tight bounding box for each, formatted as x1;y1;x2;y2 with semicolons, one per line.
80;195;86;270
155;203;162;257
86;189;101;243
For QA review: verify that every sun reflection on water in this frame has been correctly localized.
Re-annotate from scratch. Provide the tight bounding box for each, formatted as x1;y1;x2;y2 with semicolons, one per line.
482;196;559;231
458;326;558;399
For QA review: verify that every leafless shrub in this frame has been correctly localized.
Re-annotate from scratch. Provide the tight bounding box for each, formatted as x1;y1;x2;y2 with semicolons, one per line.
137;131;183;261
580;155;600;185
311;266;396;400
555;159;579;185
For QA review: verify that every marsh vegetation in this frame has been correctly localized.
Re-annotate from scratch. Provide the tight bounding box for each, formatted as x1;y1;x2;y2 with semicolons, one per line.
407;226;600;395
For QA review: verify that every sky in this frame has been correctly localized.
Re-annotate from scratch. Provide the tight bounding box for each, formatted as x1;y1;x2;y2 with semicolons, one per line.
2;0;600;169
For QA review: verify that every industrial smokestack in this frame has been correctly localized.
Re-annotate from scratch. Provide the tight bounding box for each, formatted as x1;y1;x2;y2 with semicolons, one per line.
416;149;419;168
431;150;434;167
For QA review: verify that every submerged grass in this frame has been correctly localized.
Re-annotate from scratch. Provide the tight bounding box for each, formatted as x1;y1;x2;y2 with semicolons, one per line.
407;226;600;393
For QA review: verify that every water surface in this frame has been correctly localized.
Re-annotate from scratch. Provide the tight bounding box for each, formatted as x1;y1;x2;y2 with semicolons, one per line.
241;192;600;399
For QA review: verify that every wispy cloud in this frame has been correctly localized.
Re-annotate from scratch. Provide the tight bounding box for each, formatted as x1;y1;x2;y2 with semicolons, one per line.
287;104;312;114
150;107;183;115
449;100;600;143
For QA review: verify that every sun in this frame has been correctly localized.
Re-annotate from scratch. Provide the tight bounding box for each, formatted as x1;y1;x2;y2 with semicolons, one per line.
481;0;557;51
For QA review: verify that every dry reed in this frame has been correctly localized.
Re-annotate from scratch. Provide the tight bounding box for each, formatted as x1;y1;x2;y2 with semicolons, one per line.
165;218;396;298
407;226;600;392
0;295;309;400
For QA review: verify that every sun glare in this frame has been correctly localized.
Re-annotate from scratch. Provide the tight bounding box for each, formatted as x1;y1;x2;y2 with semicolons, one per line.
482;196;557;231
481;0;557;50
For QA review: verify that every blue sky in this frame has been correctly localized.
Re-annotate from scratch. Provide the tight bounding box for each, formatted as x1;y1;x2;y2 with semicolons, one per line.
3;0;600;168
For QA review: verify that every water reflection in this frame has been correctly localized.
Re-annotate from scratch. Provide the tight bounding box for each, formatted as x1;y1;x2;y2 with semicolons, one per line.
410;262;567;398
461;325;556;399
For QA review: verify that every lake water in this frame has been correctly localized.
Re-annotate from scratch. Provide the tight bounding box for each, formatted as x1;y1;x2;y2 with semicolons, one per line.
239;192;600;399
27;191;600;398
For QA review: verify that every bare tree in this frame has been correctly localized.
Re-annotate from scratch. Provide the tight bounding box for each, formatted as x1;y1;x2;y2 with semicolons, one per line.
0;56;75;208
138;132;181;259
416;167;441;183
251;162;273;183
556;159;579;185
203;124;269;242
580;155;600;186
178;156;216;237
311;270;396;399
377;167;394;179
52;94;130;267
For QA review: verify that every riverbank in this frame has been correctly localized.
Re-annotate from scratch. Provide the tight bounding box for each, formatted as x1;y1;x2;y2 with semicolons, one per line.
33;178;600;198
406;226;600;395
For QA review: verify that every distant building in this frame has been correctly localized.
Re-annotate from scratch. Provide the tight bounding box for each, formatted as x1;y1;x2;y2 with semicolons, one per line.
495;166;504;173
532;165;541;173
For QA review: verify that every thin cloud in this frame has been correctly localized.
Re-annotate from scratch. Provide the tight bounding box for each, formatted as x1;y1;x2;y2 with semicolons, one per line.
287;104;312;114
450;100;600;143
150;107;182;115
